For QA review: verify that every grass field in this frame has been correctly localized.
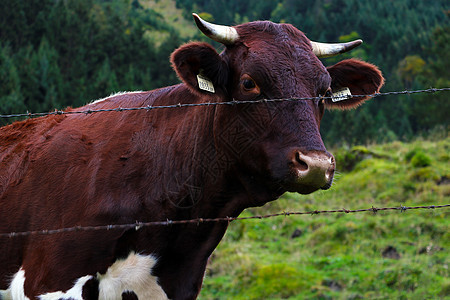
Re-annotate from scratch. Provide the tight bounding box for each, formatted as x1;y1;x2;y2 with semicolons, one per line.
199;136;449;299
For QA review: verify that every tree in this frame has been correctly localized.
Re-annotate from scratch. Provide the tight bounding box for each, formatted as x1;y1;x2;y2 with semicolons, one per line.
0;44;25;125
409;25;450;131
397;55;426;88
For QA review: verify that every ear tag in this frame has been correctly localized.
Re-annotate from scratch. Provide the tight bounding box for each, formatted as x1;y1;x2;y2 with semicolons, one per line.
331;87;352;102
197;74;215;93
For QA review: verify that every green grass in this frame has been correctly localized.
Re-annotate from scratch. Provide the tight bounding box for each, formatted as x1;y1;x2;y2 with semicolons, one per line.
199;137;450;299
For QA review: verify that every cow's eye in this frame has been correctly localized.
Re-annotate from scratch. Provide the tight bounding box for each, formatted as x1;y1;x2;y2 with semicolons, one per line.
243;79;256;90
239;74;260;97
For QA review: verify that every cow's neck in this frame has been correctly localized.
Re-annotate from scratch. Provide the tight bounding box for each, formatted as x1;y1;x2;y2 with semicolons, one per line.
137;85;257;217
127;84;279;298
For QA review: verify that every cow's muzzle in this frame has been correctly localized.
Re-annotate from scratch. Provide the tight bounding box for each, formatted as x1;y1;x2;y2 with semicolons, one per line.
286;150;335;194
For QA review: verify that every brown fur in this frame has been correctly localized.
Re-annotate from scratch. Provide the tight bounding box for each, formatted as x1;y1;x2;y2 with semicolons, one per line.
0;19;383;300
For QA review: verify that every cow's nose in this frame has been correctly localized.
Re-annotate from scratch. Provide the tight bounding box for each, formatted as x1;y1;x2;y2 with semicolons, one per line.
291;150;335;190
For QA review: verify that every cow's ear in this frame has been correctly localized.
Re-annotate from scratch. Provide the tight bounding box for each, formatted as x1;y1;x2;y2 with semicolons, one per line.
325;59;384;109
171;42;228;96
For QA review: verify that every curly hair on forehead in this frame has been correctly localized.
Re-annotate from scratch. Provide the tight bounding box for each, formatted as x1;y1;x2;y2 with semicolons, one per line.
235;21;311;49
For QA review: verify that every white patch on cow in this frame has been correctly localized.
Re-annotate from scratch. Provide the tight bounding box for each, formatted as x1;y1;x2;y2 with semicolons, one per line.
1;252;167;300
2;268;30;300
90;91;143;105
98;252;168;300
38;275;93;300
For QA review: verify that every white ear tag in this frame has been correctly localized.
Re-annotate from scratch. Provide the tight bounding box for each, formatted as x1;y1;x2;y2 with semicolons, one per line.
331;87;352;102
197;74;215;93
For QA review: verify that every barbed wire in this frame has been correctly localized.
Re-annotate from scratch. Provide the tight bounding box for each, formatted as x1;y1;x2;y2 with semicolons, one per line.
1;87;449;119
1;89;449;238
1;204;448;238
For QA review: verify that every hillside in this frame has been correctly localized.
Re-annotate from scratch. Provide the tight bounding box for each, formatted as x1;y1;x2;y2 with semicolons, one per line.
139;0;197;47
200;137;449;299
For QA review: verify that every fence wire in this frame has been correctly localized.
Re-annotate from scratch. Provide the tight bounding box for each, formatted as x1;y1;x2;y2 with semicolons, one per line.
1;87;449;119
1;204;448;238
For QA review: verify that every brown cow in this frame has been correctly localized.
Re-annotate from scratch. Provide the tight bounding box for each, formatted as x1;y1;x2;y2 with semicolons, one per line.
0;14;383;300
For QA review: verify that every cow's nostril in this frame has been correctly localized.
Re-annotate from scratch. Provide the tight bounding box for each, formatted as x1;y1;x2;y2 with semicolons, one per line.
288;150;335;193
295;152;309;171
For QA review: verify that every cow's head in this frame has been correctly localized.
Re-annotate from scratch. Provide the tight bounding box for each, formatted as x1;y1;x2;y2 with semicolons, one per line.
171;14;384;202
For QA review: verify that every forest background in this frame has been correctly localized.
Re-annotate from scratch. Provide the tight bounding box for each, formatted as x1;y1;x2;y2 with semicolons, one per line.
1;0;449;146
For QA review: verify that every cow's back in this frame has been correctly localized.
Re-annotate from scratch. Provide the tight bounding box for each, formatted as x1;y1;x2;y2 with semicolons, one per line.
0;88;181;290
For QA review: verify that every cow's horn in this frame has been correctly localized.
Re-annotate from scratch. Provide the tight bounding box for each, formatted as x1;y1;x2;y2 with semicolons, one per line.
192;13;239;45
311;40;363;58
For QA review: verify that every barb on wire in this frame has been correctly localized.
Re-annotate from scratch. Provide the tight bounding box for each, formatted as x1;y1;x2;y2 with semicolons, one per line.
1;204;448;238
1;87;449;119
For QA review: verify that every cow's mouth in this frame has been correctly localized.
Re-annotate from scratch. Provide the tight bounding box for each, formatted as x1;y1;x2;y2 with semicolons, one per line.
282;180;333;195
320;179;333;190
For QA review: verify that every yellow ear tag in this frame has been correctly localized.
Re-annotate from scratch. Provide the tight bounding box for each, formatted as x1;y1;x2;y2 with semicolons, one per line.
197;74;215;93
331;87;352;102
